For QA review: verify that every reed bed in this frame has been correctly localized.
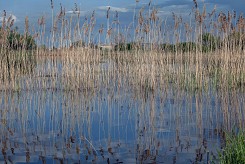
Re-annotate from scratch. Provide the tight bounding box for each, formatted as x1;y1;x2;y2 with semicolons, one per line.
0;0;244;163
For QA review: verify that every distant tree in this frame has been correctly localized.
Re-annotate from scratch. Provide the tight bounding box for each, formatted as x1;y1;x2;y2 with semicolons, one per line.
0;26;36;50
201;33;220;52
177;42;197;53
71;40;85;48
114;42;135;51
160;42;196;53
160;43;175;52
7;30;36;50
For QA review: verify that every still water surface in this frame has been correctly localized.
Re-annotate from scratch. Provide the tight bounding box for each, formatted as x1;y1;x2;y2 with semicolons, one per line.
0;58;244;163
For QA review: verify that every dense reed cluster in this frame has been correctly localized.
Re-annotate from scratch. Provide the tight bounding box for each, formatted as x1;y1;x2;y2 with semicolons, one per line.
0;1;244;91
0;0;244;163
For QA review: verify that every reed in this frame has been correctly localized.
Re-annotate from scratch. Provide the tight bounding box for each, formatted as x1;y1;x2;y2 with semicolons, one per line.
0;1;244;163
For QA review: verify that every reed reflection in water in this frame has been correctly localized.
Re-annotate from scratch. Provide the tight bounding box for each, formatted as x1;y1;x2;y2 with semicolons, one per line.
0;54;244;163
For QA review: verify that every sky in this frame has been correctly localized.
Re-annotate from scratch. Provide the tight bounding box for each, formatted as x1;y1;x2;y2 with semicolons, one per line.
0;0;244;44
1;0;244;25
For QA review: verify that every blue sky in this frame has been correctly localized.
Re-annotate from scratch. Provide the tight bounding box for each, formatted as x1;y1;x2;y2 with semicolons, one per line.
0;0;244;44
1;0;244;26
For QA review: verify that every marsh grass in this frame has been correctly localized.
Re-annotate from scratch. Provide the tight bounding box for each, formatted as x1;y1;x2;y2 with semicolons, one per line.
219;131;245;164
1;1;245;93
0;0;244;163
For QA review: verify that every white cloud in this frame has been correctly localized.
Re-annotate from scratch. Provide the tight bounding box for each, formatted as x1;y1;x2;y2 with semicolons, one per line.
98;6;128;13
65;10;88;16
0;14;18;23
11;14;17;22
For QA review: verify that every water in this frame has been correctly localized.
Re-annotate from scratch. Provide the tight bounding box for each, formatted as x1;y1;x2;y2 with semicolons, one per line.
0;57;244;163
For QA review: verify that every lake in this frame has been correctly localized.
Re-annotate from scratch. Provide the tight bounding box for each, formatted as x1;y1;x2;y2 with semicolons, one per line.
1;53;244;163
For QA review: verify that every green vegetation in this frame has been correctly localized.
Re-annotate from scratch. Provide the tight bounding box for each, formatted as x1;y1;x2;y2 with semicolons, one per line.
160;42;197;53
201;33;220;52
7;30;36;50
0;1;244;163
113;32;236;53
114;42;135;51
0;1;244;92
219;131;245;164
0;27;36;50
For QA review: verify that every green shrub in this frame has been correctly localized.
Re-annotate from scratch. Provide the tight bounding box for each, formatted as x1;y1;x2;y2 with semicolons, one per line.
201;33;220;52
160;42;196;53
7;30;36;50
114;42;135;51
219;131;245;164
0;27;36;50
